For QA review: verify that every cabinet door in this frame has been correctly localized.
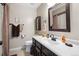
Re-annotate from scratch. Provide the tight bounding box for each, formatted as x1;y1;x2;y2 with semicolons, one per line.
30;42;37;56
30;45;34;55
42;45;57;56
36;40;41;49
41;52;47;56
35;47;41;56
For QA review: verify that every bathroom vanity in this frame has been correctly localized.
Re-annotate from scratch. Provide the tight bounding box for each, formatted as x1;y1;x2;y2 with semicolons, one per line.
31;35;79;56
31;38;57;56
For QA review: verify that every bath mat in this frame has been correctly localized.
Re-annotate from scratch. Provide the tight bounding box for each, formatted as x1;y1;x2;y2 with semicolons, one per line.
11;54;17;56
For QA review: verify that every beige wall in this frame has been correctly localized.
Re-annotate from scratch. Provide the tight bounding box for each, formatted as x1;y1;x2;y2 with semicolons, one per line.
37;3;48;34
37;3;79;40
9;3;36;49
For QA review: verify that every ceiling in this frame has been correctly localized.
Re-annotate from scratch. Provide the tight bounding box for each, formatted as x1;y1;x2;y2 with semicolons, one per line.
26;3;41;9
8;3;41;10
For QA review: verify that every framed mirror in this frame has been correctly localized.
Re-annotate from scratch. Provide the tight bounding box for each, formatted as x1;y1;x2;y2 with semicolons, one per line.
48;3;70;32
35;16;41;31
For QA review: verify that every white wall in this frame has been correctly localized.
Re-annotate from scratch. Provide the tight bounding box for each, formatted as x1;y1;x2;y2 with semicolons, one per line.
0;4;3;41
9;3;36;49
37;3;79;40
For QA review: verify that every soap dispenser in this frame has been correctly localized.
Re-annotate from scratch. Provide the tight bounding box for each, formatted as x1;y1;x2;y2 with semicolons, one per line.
60;35;66;43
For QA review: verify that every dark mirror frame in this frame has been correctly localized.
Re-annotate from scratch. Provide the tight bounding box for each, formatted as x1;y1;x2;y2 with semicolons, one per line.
35;16;41;31
48;3;70;32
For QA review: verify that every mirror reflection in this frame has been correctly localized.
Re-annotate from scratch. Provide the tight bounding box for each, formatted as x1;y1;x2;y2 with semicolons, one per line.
35;16;41;31
48;3;70;32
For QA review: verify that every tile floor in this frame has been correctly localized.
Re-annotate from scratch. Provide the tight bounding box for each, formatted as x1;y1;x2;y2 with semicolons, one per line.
9;49;31;56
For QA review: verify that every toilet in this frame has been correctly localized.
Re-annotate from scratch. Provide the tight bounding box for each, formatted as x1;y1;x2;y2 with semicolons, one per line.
25;40;32;52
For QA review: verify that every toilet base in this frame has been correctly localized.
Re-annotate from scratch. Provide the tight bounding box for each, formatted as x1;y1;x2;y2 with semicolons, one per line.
25;45;32;52
25;40;32;52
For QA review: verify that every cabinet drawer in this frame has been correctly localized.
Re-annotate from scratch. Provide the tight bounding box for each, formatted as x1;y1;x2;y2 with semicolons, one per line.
36;41;41;49
42;46;57;56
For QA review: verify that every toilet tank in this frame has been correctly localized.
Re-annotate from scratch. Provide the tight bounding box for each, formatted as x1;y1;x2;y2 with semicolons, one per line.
25;40;32;52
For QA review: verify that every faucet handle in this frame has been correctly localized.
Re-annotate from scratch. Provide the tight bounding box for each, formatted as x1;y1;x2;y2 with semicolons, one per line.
46;34;49;38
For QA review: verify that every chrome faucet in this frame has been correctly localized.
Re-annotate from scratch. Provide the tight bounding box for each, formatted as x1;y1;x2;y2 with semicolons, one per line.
46;34;54;38
50;34;54;38
49;34;56;41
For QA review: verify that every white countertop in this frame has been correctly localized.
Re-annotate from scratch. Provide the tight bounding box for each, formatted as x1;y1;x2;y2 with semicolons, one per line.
33;35;79;56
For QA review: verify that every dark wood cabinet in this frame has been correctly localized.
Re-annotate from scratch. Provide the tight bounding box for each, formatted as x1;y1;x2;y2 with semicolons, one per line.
30;40;36;56
41;52;47;56
30;38;58;56
35;47;41;56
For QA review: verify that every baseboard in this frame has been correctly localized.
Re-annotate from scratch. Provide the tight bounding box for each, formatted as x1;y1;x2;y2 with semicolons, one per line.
10;47;22;51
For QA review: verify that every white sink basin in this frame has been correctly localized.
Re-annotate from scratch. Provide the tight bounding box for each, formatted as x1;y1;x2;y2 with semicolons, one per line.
34;35;79;47
44;37;60;45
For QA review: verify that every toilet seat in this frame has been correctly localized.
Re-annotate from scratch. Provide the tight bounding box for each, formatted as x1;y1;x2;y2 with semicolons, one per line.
25;40;32;45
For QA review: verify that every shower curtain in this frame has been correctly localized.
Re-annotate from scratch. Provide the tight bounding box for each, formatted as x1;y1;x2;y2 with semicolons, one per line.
2;3;9;56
